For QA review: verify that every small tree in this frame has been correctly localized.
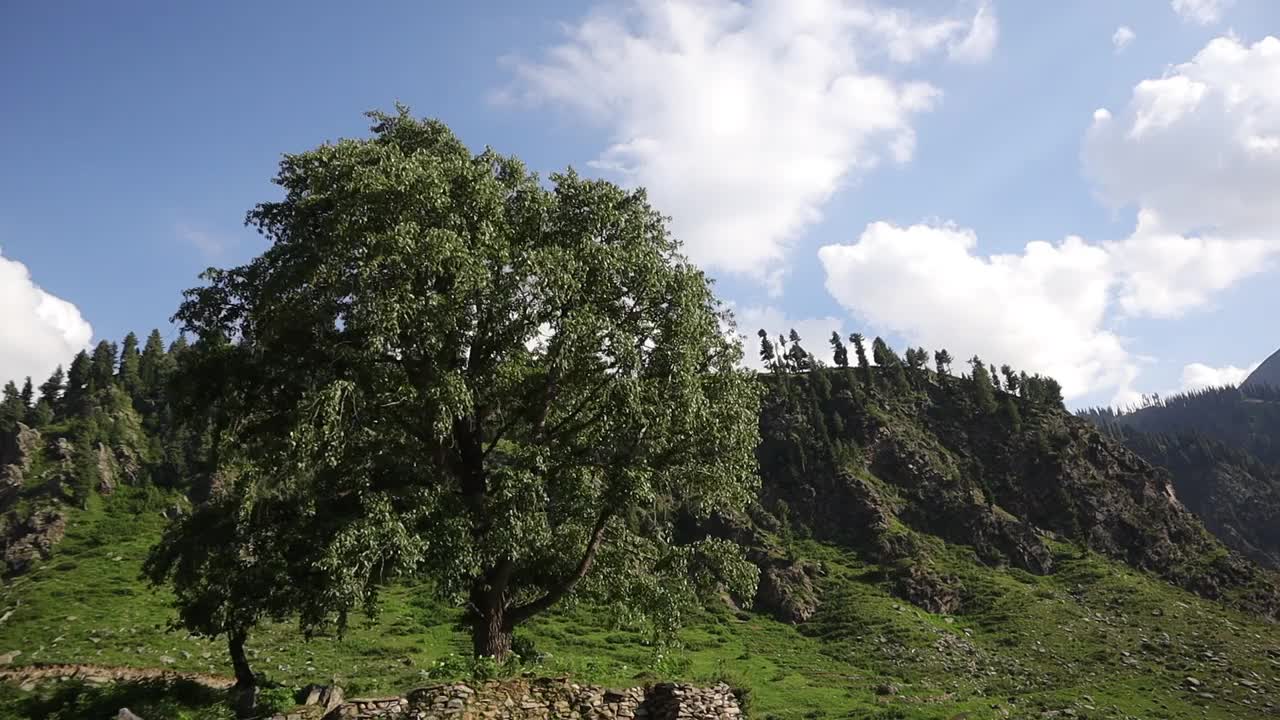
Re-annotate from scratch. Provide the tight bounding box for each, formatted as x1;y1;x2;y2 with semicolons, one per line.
88;340;119;393
0;382;21;433
829;332;848;369
145;490;297;690
64;351;91;417
969;355;997;414
39;366;65;418
18;378;34;419
872;337;909;392
119;332;143;398
934;349;953;383
850;333;873;390
758;329;776;370
786;329;811;371
161;108;762;664
1000;365;1019;396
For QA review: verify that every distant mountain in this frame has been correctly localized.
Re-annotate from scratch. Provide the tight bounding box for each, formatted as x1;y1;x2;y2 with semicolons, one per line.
1080;383;1280;570
1244;347;1280;389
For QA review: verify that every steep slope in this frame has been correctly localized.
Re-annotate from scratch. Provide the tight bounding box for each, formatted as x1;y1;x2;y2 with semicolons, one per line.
1244;347;1280;389
1082;384;1280;571
749;367;1280;618
1114;430;1280;570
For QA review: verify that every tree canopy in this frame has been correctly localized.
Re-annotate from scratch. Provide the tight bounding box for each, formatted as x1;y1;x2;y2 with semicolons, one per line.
154;108;762;667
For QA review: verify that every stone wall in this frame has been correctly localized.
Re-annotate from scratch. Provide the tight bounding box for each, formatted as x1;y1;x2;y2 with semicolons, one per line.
274;678;742;720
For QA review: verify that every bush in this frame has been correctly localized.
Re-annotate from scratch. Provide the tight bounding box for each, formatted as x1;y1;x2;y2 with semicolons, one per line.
254;686;296;716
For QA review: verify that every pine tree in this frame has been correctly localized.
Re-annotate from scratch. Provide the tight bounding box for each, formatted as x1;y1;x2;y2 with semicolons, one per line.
872;337;909;392
829;331;849;368
1004;393;1022;432
1000;365;1019;396
88;340;119;393
30;400;54;427
119;331;142;398
0;381;22;432
139;329;168;394
786;329;810;371
19;377;34;420
850;333;873;390
65;351;92;416
969;355;997;414
989;364;1002;392
934;349;953;383
39;366;65;417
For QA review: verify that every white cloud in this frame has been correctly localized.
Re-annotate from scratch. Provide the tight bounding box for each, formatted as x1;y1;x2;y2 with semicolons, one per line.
502;0;996;287
1171;0;1233;25
177;222;235;260
0;249;93;387
949;2;998;64
731;304;845;371
1179;360;1260;391
816;35;1280;403
818;222;1136;401
1085;35;1280;317
1112;26;1136;53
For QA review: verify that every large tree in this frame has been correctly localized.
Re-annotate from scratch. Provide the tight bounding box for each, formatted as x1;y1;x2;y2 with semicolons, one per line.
160;108;761;664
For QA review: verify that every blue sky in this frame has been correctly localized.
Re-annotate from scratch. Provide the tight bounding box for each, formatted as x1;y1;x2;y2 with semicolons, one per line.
2;0;1278;408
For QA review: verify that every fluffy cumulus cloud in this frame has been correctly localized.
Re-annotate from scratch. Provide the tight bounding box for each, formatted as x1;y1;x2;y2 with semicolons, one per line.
1112;26;1136;53
1170;0;1233;25
1179;360;1260;391
818;222;1135;400
818;35;1280;403
1086;35;1280;317
502;0;997;289
0;249;93;388
731;304;845;370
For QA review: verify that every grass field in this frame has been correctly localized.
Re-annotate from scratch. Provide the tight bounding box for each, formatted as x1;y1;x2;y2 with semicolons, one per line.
3;487;1279;719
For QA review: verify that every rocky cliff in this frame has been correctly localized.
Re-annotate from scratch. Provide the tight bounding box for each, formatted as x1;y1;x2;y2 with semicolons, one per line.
740;368;1280;619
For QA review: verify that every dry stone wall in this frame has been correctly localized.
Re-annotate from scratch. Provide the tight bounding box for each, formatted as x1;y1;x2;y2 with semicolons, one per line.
273;679;742;720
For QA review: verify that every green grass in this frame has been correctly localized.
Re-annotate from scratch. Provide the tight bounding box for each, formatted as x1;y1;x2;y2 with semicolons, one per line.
3;489;1279;719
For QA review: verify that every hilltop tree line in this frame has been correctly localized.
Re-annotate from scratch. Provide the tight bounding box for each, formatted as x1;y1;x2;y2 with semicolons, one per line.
0;330;207;505
756;327;1064;413
1079;383;1280;468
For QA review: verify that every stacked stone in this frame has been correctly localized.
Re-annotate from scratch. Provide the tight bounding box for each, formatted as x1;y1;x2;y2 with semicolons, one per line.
643;683;741;720
332;696;409;718
272;678;741;720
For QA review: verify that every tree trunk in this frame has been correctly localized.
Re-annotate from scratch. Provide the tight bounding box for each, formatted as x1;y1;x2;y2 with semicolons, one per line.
471;600;513;661
228;630;256;688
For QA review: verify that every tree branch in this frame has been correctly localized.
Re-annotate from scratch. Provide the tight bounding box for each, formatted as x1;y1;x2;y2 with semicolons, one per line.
510;511;611;624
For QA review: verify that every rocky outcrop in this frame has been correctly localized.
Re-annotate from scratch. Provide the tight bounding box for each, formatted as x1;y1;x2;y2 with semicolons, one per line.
96;443;118;495
0;423;41;512
271;680;742;720
755;559;821;624
2;508;66;575
893;563;963;615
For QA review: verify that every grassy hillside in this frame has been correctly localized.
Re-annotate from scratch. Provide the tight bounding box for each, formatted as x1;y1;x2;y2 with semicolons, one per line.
4;486;1280;719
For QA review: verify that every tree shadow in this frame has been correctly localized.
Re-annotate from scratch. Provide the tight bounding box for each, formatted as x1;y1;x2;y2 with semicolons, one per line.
13;678;231;719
